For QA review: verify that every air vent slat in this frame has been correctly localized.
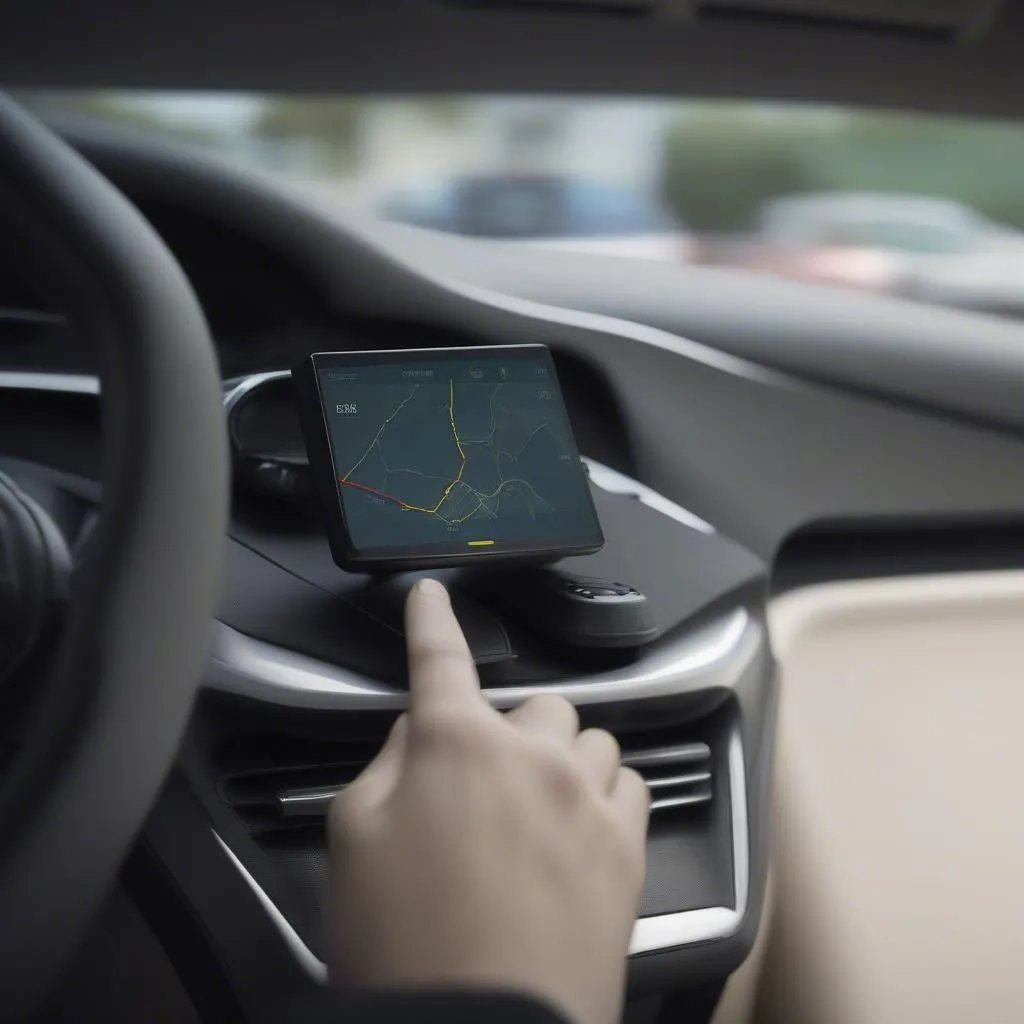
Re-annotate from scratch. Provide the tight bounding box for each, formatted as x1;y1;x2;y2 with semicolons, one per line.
219;730;386;835
646;770;711;790
623;741;714;814
622;742;710;769
279;785;347;817
221;732;714;834
651;790;713;811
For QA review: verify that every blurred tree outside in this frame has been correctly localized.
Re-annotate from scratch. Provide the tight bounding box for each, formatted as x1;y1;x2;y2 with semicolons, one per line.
408;98;473;129
253;97;368;174
252;97;473;175
658;107;820;231
659;103;1024;234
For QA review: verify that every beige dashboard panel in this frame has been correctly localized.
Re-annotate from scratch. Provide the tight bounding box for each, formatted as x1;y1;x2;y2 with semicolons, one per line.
715;571;1024;1024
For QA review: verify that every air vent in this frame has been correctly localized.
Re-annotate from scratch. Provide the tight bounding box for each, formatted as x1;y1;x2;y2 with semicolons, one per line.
622;741;713;812
221;731;713;833
219;732;385;835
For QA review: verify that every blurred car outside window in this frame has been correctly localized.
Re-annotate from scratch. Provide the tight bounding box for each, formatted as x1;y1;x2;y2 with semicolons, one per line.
377;174;692;261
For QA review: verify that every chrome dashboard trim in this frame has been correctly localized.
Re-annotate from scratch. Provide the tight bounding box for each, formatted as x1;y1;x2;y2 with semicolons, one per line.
222;369;290;411
205;607;760;710
212;833;329;984
0;371;99;395
212;726;749;979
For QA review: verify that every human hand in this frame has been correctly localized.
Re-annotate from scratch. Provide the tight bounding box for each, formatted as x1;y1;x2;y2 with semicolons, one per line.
327;578;650;1024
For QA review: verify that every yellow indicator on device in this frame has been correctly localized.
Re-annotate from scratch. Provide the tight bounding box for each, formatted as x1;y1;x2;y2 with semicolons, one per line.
467;540;495;547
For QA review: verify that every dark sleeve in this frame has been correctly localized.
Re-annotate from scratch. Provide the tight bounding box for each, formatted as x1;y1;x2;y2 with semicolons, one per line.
277;988;572;1024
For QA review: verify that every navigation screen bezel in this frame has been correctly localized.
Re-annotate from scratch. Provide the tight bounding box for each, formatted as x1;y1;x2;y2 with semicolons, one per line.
294;345;605;573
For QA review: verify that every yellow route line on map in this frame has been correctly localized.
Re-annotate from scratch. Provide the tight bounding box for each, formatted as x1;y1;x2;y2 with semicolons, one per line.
396;379;466;515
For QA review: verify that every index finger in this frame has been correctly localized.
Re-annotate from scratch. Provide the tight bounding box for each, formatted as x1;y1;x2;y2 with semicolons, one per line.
404;578;484;715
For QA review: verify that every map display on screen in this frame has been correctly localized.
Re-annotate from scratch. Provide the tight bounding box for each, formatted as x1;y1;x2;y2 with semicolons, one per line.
313;346;603;562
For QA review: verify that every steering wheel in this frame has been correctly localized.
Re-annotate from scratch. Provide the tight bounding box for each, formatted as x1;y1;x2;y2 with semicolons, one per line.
0;96;228;1016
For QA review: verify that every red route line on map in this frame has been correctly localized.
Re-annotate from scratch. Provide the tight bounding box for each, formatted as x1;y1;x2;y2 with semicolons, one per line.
337;478;408;507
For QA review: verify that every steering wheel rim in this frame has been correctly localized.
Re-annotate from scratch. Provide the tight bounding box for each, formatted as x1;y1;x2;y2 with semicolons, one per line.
0;96;228;1015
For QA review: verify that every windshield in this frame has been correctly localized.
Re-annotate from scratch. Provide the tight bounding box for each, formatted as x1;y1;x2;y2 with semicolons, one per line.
20;92;1024;316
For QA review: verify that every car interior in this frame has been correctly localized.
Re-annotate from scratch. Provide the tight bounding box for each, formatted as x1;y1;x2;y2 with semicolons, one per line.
2;2;1024;1022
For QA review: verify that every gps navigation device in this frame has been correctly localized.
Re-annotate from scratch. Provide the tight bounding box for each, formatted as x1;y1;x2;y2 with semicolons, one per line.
294;345;605;572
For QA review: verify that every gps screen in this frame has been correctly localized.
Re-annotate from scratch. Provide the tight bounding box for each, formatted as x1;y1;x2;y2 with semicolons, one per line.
306;346;603;567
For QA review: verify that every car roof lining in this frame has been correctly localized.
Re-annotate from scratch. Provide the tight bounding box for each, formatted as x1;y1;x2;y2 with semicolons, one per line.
3;0;1024;121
